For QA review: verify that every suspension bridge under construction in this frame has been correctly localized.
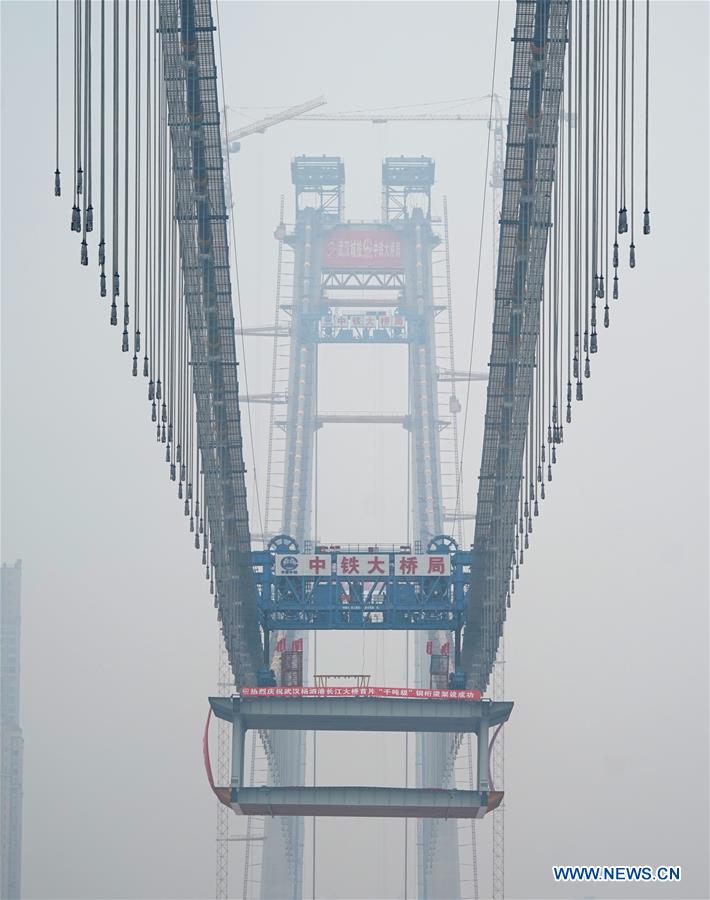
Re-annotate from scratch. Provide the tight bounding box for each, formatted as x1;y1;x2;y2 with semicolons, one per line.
51;0;653;896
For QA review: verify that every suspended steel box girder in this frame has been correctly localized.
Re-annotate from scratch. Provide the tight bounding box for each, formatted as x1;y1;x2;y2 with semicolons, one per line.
218;786;503;819
209;695;512;819
209;695;512;732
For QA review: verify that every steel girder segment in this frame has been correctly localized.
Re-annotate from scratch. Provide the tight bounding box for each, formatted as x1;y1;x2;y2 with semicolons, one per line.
232;786;500;818
463;0;569;691
159;0;262;683
210;695;513;730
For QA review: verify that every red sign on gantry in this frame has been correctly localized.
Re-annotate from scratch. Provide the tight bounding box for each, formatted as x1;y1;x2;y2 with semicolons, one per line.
322;227;404;270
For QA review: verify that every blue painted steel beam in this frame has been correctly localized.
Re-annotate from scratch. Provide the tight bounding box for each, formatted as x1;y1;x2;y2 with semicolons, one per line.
253;545;470;631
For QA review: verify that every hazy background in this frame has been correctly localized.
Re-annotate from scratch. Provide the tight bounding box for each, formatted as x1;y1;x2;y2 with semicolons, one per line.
1;1;708;898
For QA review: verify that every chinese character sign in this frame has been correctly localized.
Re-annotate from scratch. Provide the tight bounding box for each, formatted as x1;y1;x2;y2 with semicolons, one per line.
274;552;450;578
275;554;330;576
334;554;450;577
322;227;404;270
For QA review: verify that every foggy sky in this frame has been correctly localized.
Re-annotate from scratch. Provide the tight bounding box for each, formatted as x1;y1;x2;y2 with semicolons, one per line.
1;2;708;899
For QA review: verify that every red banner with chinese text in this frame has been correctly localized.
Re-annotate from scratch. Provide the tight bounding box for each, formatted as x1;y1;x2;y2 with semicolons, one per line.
239;686;482;701
322;227;404;270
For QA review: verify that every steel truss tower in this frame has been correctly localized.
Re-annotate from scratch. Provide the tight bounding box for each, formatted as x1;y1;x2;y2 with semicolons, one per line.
252;155;470;898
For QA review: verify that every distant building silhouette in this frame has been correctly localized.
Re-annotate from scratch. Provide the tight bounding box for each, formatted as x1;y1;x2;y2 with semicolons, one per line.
1;560;23;900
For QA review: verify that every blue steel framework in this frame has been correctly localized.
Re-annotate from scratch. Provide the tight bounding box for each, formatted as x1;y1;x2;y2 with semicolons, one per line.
253;536;470;635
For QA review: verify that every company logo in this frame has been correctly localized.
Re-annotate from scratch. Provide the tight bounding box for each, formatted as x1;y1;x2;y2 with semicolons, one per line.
279;555;298;573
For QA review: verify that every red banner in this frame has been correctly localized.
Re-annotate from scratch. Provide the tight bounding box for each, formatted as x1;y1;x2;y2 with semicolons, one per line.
239;686;482;701
275;637;286;652
426;640;433;655
440;642;450;656
322;227;404;270
291;638;303;652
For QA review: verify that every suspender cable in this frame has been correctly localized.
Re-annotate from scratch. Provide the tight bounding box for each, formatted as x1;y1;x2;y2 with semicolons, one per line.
629;0;636;267
144;0;152;379
55;0;61;196
99;0;106;295
455;0;502;525
619;0;627;234
133;0;142;373
85;0;93;235
612;0;619;297
582;0;590;373
565;7;577;424
80;0;90;265
604;0;610;325
216;0;266;537
643;0;650;233
155;23;162;417
122;0;130;351
76;0;83;204
110;0;119;322
71;0;80;230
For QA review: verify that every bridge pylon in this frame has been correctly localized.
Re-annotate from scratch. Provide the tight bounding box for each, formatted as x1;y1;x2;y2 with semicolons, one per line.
229;156;495;899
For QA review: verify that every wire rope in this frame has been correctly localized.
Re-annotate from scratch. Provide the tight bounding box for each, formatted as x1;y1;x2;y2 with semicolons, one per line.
454;0;502;527
643;0;650;233
99;0;106;295
110;0;119;322
215;0;265;539
55;0;61;195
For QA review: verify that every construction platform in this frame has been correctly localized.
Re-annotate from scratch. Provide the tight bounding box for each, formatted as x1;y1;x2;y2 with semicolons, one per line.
208;694;513;819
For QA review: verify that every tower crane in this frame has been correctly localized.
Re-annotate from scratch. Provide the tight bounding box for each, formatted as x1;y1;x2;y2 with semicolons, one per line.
225;95;327;151
299;111;501;124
